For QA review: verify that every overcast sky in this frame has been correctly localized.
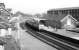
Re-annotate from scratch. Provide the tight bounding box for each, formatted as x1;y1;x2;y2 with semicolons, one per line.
1;0;79;14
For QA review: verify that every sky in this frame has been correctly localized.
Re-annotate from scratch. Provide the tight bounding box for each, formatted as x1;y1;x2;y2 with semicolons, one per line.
1;0;79;14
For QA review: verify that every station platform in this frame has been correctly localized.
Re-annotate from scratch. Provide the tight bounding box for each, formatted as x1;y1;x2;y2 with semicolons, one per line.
39;25;79;40
18;30;57;50
52;29;79;40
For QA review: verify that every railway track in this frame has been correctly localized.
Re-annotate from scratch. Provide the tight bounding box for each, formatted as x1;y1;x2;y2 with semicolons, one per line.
21;22;79;50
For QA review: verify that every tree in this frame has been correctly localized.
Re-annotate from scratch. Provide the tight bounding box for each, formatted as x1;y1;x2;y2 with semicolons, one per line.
40;20;62;29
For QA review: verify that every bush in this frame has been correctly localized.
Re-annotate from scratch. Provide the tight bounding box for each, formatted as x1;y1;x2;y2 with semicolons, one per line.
40;20;62;29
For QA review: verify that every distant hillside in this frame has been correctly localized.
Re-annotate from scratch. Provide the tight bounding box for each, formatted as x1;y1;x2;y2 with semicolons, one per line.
13;11;33;17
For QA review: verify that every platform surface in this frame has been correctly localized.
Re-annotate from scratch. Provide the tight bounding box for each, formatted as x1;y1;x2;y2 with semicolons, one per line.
12;28;57;50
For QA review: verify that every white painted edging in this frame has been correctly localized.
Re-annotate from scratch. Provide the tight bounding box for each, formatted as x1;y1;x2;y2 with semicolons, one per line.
0;45;4;50
71;37;79;40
